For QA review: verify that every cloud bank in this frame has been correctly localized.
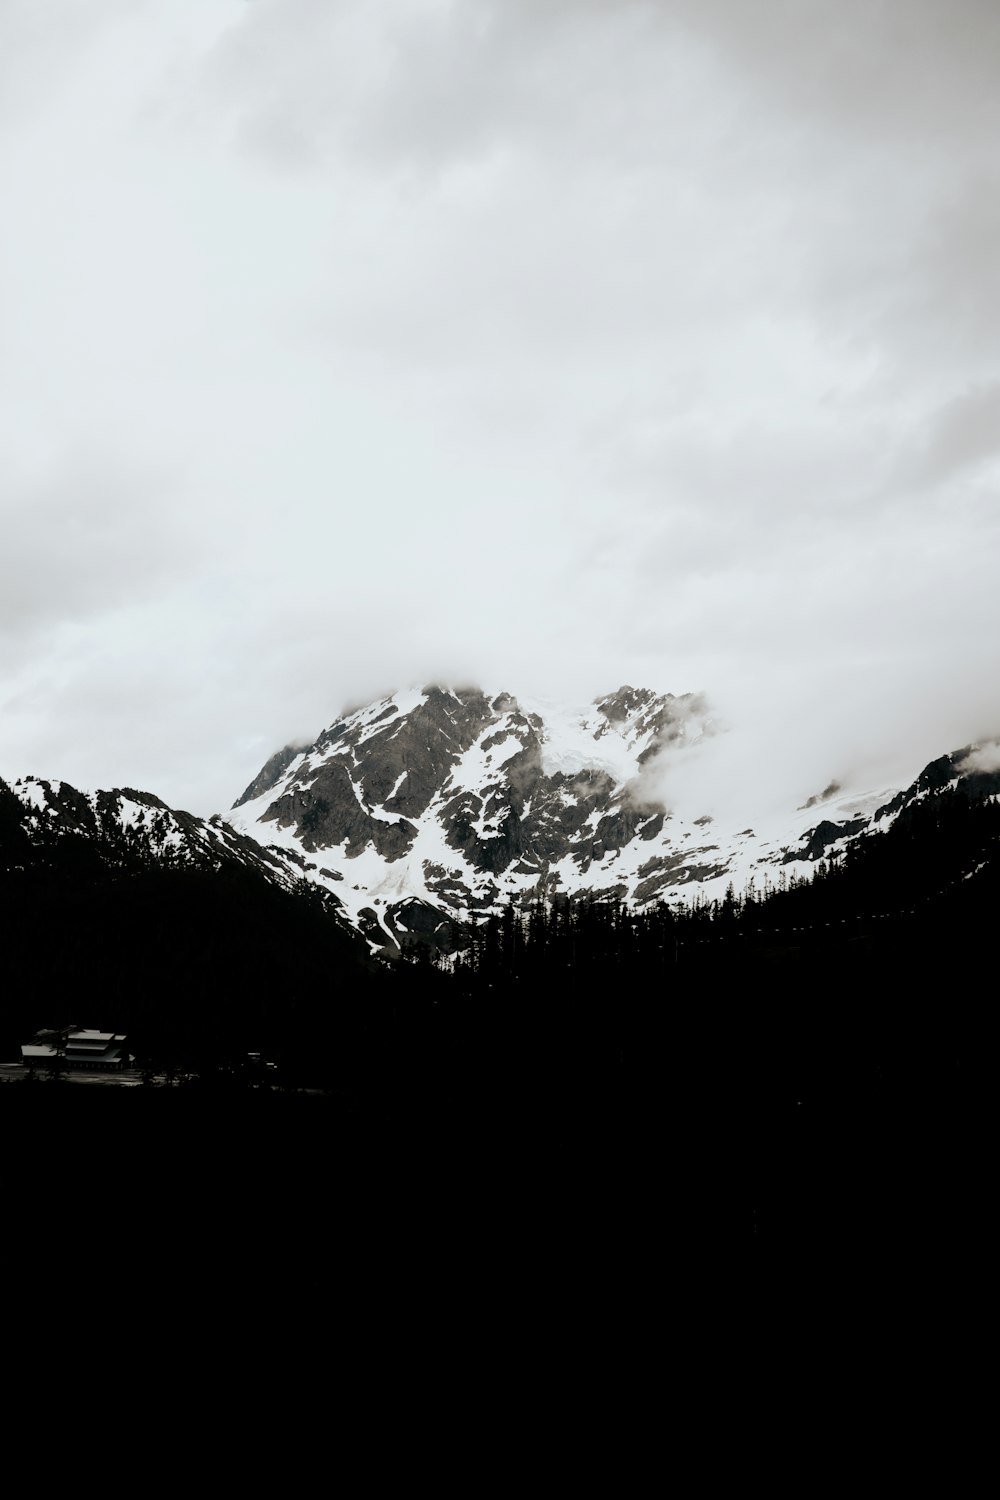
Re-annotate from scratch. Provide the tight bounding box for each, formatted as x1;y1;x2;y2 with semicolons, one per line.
1;1;999;812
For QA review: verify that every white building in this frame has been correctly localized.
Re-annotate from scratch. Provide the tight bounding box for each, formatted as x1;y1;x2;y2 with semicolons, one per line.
22;1028;131;1072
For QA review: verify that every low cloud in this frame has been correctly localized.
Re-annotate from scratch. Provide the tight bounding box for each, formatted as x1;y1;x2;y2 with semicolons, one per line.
959;742;1000;775
1;3;999;814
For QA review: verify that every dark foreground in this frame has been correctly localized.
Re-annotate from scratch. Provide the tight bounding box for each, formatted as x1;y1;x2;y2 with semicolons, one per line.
3;1003;987;1259
3;777;996;1262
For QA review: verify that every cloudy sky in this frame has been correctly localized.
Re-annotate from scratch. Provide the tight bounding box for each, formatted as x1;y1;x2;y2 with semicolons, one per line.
2;0;999;815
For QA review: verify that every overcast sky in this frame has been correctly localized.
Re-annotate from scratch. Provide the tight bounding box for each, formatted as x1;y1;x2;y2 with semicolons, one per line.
2;0;999;816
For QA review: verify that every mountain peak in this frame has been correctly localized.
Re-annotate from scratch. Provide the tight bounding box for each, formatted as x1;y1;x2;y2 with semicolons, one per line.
233;743;304;810
595;685;660;724
225;681;980;951
226;683;726;943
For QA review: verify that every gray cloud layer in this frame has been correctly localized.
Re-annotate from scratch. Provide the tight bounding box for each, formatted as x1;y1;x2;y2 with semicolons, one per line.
2;0;999;813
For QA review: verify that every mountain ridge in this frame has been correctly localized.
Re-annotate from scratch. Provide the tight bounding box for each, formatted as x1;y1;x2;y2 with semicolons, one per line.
7;683;999;954
226;683;724;942
227;681;1000;945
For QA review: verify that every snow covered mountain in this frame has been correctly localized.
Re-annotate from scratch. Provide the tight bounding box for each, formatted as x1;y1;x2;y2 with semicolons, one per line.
228;681;983;947
5;773;335;903
6;685;1000;955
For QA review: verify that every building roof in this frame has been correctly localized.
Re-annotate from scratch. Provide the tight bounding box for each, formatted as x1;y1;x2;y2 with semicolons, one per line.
23;1029;129;1063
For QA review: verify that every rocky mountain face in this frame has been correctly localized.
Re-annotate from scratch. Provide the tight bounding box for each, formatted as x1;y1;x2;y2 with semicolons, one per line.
228;685;725;944
774;743;1000;868
228;682;1000;948
8;686;998;956
3;773;334;905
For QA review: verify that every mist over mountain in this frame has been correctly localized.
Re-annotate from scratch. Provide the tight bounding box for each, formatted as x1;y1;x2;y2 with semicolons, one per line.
226;681;1000;948
6;681;1000;963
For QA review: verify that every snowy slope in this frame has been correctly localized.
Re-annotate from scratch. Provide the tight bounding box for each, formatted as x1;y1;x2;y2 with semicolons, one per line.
7;773;338;903
225;682;924;944
9;688;1000;954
